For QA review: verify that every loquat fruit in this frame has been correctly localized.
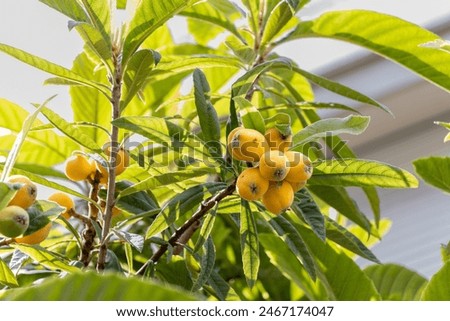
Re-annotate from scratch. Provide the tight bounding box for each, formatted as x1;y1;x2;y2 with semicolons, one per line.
7;175;37;209
264;127;292;152
259;150;290;181
65;154;96;181
284;151;313;183
14;222;52;245
0;206;29;238
48;192;75;220
262;181;294;215
288;180;306;193
228;128;267;162
103;145;130;176
236;167;270;201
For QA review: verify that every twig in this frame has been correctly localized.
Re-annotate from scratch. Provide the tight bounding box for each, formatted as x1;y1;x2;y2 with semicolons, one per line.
136;182;236;276
97;48;123;271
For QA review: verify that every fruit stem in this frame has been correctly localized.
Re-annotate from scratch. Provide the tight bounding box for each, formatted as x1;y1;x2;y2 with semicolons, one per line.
97;47;123;271
136;182;237;276
0;238;13;246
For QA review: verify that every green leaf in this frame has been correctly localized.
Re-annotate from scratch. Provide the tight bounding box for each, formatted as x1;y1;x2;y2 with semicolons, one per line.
258;233;322;300
286;10;450;95
192;237;216;292
193;69;222;157
207;270;240;301
260;1;295;49
68;21;112;70
308;185;372;233
121;49;160;111
118;167;215;198
291;190;325;241
310;159;419;188
1;96;54;181
112;229;144;253
0;182;20;210
39;106;102;153
0;271;198;300
0;258;19;288
117;0;127;9
234;97;266;134
146;183;225;238
193;203;217;253
180;0;245;43
421;261;450;300
12;244;79;273
0;43;110;97
39;0;89;22
232;58;292;98
70;51;111;145
326;217;379;263
297;224;380;300
292;115;370;147
113;181;159;214
264;214;316;280
79;0;111;47
155;56;242;76
123;0;198;64
225;39;256;64
364;264;427;300
413;157;450;194
240;200;259;288
293;67;391;114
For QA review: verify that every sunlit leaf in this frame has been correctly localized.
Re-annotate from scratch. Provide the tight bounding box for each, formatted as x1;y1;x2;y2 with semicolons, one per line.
421;261;450;300
413;157;450;194
240;200;259;288
0;258;19;288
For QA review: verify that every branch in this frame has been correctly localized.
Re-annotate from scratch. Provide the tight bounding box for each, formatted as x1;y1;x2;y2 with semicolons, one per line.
136;181;236;276
97;49;123;271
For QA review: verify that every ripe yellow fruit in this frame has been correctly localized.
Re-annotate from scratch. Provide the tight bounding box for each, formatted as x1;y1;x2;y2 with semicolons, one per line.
236;168;269;201
288;180;306;193
103;145;130;176
95;161;109;185
14;222;52;245
7;175;37;209
284;151;313;183
228;128;267;162
265;127;292;152
262;181;294;215
65;154;96;181
48;192;74;219
259;150;290;181
0;206;29;238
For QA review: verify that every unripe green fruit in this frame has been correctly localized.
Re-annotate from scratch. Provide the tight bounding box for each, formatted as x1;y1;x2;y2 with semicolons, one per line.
0;206;30;238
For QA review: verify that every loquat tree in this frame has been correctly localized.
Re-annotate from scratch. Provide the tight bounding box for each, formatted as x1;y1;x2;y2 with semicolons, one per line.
0;0;450;301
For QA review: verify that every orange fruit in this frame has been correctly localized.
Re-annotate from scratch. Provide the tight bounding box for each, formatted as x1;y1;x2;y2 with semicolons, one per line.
284;151;313;183
48;192;74;219
228;128;267;162
14;222;52;245
262;181;294;215
264;127;292;152
236;168;269;201
259;150;290;181
65;154;96;181
7;175;37;209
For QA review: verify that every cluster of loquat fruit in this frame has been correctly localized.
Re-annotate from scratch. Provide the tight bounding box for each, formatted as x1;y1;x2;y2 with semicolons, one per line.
228;126;312;215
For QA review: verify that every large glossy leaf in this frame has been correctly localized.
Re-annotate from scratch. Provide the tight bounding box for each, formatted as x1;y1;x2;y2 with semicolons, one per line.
0;271;197;300
240;200;259;288
297;224;380;300
293;67;391;114
39;106;102;153
284;10;450;94
70;52;111;145
308;185;372;233
180;0;245;43
258;233;323;300
154;56;242;77
364;264;427;300
292;115;370;147
260;1;295;49
39;0;89;22
193;69;222;158
421;261;450;300
191;237;215;292
310;159;419;188
146;182;226;238
326;218;379;263
0;258;18;288
123;0;198;64
12;244;79;273
121;49;160;111
79;0;111;47
0;43;110;97
291;189;325;241
413;157;450;194
68;21;112;70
